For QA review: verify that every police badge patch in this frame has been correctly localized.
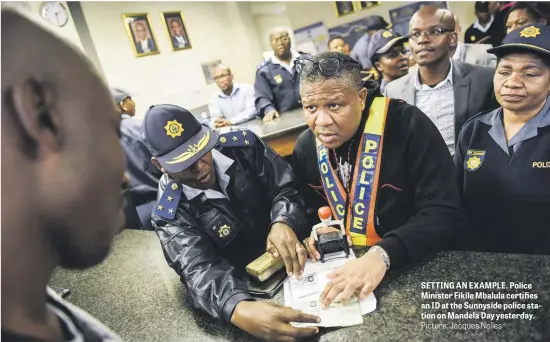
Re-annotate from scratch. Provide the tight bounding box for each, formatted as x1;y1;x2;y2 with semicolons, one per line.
464;150;486;172
274;74;283;84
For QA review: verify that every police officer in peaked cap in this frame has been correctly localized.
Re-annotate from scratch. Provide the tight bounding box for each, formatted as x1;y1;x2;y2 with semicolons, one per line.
455;24;550;254
140;104;322;340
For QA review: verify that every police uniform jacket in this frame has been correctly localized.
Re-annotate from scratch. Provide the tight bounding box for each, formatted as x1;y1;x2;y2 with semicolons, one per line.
152;131;308;323
455;99;550;254
254;53;308;117
120;114;162;229
292;92;463;267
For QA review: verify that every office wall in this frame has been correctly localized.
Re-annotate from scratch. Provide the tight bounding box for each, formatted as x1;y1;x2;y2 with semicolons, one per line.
13;1;84;51
80;1;264;118
286;2;476;42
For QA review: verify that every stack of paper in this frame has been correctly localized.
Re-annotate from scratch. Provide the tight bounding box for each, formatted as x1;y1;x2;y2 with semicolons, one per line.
283;250;377;327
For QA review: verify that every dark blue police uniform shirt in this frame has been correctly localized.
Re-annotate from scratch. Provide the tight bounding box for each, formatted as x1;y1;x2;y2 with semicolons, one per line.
455;96;550;254
120;114;162;228
254;52;308;117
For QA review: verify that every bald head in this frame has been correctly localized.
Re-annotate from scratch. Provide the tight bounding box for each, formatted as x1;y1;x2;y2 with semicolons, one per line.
2;9;125;270
411;6;456;31
213;64;232;76
213;63;234;93
269;27;291;59
269;27;289;42
2;8;112;152
408;6;457;67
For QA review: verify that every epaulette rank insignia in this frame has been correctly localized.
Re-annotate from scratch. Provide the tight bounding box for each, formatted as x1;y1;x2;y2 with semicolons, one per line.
154;181;182;220
218;130;255;147
257;60;269;70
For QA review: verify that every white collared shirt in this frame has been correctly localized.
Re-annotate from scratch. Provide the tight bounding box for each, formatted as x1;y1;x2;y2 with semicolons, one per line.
414;60;456;155
180;149;234;200
473;15;495;33
208;83;256;125
139;39;150;53
452;41;463;61
271;50;300;74
175;35;186;47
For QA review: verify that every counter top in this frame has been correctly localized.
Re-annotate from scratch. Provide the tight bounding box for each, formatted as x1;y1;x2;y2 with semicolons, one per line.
239;108;307;140
52;230;550;341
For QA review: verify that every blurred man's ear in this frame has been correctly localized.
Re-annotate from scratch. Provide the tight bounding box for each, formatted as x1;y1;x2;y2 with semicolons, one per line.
358;88;368;110
450;32;458;49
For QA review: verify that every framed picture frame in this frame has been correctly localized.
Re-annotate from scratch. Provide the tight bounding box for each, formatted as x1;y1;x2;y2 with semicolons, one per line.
334;2;355;17
161;11;192;51
122;13;160;57
355;1;381;11
201;60;222;85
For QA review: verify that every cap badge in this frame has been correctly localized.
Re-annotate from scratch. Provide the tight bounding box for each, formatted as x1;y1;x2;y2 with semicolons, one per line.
520;26;541;38
166;130;211;165
382;31;392;38
165;120;184;139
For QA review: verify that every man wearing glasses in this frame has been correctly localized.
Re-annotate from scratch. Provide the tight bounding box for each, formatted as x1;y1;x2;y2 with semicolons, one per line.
291;51;462;309
366;30;410;93
208;64;257;128
255;27;308;122
384;6;496;155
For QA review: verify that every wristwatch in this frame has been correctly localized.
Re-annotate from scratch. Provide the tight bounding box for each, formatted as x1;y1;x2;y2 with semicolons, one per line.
369;245;390;270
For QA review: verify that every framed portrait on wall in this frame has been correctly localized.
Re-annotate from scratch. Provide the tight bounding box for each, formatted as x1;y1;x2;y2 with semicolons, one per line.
122;13;160;57
161;11;192;51
201;60;222;85
356;1;381;10
334;2;355;17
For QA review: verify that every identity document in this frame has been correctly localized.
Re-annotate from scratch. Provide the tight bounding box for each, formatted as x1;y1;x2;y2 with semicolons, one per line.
284;250;377;327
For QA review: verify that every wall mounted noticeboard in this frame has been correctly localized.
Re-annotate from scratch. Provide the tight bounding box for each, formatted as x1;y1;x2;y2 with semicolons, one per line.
293;21;330;55
389;1;449;37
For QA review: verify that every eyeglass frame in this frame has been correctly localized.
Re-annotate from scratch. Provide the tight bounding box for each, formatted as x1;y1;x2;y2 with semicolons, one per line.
408;27;455;41
271;34;291;44
294;56;361;77
213;73;231;81
378;45;409;60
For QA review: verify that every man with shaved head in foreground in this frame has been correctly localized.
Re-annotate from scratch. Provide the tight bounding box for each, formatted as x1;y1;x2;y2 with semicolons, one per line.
2;9;125;341
384;6;496;155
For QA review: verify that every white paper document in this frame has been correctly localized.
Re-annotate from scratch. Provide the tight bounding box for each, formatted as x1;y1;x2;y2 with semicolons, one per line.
283;250;377;327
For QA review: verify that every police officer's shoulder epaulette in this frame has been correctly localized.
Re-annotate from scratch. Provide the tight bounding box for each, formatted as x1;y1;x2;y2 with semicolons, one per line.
257;60;270;70
218;129;255;148
153;181;182;220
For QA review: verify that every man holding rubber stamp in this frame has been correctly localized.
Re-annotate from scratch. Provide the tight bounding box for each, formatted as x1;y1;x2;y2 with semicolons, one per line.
292;51;463;309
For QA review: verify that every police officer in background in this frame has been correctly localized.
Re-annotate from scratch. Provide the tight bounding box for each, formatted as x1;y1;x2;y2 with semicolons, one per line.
367;30;410;94
350;15;392;70
254;27;308;122
140;104;322;341
455;24;550;254
113;88;161;230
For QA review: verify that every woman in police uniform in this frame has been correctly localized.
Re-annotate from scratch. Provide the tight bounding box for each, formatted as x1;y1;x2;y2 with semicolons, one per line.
455;24;550;255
